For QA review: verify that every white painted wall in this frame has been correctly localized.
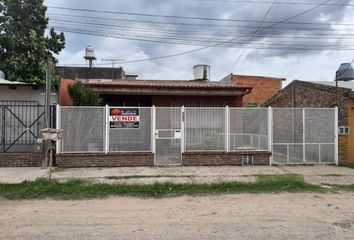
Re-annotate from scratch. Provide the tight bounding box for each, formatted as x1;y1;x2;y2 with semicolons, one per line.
0;85;57;105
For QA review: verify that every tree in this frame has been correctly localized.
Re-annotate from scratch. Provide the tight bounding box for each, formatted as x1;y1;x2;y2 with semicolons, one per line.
0;0;65;83
68;82;101;106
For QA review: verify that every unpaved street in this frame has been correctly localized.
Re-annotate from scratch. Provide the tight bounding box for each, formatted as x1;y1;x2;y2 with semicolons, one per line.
1;193;354;240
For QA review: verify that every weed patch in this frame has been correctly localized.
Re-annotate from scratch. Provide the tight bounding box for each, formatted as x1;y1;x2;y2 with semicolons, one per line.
0;174;326;200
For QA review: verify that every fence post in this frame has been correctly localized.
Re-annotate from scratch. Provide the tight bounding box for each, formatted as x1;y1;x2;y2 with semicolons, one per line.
55;104;61;153
303;108;306;163
334;107;339;165
268;107;273;166
225;106;229;152
105;105;109;154
181;106;185;153
152;105;156;154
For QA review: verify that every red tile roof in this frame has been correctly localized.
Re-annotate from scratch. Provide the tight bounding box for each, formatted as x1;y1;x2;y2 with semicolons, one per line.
83;79;251;90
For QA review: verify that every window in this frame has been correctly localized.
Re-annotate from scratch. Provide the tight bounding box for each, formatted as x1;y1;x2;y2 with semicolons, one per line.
339;126;350;135
243;154;254;165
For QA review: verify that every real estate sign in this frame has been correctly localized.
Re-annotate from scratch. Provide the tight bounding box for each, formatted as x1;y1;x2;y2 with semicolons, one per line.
109;108;140;129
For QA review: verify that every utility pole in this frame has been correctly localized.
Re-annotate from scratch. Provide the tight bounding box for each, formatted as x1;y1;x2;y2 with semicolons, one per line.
43;58;52;168
45;58;52;128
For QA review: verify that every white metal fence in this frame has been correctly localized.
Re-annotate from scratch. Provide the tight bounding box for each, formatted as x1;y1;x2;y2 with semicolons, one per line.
56;106;337;165
272;108;337;164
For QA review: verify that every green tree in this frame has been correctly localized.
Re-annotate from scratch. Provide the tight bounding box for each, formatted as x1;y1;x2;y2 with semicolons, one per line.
0;0;65;83
68;82;101;106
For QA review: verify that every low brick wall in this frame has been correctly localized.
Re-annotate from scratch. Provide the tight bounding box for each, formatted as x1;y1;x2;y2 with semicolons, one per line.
182;151;271;166
56;152;154;167
0;153;42;167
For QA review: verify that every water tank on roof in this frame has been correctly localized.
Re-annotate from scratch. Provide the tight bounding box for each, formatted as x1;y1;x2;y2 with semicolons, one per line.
84;46;96;59
0;70;5;80
336;63;354;81
193;64;210;80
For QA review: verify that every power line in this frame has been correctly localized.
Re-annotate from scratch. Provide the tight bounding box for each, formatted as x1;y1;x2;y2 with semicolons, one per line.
45;8;354;28
50;25;354;50
48;14;354;35
193;0;354;7
228;0;277;72
48;5;343;26
49;0;334;64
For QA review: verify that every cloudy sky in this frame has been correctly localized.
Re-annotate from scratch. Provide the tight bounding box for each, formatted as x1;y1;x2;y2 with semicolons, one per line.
44;0;354;85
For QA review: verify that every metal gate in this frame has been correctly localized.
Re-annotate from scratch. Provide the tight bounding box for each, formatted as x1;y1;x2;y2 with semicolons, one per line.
154;107;182;165
0;102;49;152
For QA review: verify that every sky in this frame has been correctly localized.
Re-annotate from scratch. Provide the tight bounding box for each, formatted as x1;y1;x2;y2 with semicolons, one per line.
44;0;354;86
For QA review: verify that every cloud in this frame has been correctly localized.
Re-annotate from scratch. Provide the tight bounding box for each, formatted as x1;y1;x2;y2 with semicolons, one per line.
44;0;354;83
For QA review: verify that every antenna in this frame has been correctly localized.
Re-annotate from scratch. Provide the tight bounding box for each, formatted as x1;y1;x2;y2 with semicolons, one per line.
101;58;125;80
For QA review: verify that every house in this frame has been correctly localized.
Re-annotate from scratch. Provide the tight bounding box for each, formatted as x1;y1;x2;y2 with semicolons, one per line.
0;79;57;105
264;80;354;164
58;65;252;107
0;73;56;166
222;73;285;106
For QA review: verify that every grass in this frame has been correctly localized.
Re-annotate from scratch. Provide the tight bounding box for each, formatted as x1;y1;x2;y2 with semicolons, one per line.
0;174;326;200
104;175;194;180
334;184;354;191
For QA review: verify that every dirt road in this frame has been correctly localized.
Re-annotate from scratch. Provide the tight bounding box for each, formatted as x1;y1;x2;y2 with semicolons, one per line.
1;193;354;240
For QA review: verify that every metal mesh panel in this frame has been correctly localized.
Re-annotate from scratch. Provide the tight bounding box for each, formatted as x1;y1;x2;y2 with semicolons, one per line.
1;105;45;152
229;108;268;151
272;108;335;164
305;109;335;163
185;107;225;151
60;107;105;152
109;107;151;151
272;109;303;164
273;109;303;144
155;108;181;165
320;144;335;163
156;138;181;165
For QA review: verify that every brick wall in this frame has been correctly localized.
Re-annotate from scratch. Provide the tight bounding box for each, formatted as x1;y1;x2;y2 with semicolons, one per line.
265;80;353;165
56;152;154;167
264;80;350;126
230;74;284;105
339;136;349;164
182;151;271;166
0;153;42;167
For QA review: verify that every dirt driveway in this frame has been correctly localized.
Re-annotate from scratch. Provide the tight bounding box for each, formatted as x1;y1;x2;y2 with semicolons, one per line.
1;193;354;240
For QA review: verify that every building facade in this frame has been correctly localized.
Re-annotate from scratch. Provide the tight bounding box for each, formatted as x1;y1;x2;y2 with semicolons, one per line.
58;66;252;107
223;74;285;106
264;80;354;164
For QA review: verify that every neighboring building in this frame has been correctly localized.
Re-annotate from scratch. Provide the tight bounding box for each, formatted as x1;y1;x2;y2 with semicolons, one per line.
222;74;285;106
0;77;56;165
264;80;354;164
58;65;252;107
0;79;57;105
56;66;138;80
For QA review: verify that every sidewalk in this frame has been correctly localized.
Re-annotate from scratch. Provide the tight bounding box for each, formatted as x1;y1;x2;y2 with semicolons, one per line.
1;165;354;185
